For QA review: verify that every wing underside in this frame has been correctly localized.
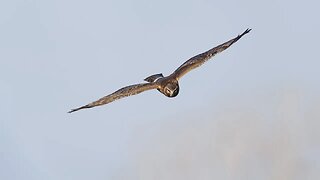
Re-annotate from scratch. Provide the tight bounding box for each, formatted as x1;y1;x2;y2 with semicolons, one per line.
172;28;251;80
68;82;159;113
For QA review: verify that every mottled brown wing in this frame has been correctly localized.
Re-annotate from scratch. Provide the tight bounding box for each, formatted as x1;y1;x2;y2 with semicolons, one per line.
171;29;251;80
68;82;160;113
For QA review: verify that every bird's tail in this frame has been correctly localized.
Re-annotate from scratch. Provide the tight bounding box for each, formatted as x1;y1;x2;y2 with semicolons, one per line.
144;73;164;83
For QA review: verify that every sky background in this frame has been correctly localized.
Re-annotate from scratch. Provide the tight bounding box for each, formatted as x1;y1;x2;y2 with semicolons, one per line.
1;0;319;179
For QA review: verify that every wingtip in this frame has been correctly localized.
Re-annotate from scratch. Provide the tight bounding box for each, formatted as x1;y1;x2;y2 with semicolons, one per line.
68;109;76;113
236;28;251;39
68;107;83;113
68;104;93;113
243;28;252;35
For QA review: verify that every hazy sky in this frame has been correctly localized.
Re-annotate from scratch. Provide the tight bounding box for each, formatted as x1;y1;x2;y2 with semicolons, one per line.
1;0;319;179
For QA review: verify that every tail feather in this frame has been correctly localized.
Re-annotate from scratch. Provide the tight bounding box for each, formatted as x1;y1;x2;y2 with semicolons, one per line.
144;73;164;83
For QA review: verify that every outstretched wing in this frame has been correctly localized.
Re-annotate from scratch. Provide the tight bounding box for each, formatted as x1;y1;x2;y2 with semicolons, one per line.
68;82;160;113
171;28;251;80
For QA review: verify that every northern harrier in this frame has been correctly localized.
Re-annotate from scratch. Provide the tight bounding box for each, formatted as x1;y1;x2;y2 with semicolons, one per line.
69;28;251;113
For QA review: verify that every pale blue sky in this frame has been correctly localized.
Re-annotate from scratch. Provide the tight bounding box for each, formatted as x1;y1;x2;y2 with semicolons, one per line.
1;0;319;179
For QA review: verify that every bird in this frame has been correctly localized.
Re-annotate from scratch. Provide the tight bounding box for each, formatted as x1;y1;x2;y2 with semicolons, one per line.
68;28;251;113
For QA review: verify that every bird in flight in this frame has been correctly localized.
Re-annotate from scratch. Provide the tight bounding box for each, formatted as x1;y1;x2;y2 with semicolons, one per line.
68;28;251;113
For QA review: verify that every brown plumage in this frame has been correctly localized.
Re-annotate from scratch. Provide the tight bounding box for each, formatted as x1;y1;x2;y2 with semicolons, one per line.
68;29;251;113
68;83;159;113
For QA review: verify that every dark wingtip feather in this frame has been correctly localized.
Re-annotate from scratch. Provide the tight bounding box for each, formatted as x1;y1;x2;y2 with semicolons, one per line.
226;28;252;47
68;109;77;113
68;105;89;113
68;108;80;113
240;28;252;37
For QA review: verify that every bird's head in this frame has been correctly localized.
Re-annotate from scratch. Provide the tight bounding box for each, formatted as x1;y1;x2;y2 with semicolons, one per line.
163;82;179;97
